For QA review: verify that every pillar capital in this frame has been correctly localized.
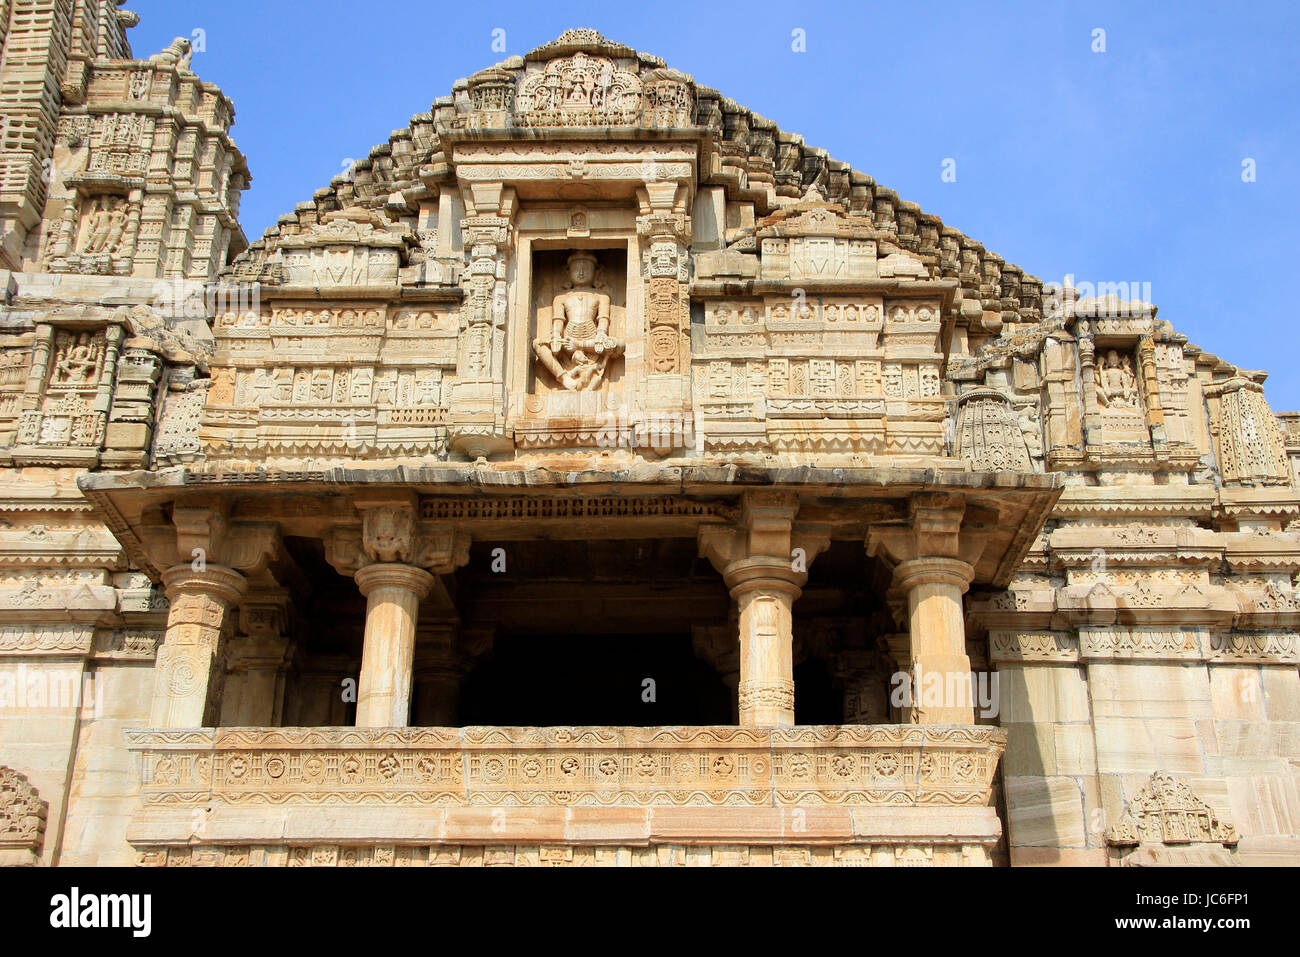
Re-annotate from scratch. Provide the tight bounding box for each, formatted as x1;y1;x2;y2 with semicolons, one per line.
893;556;975;594
719;555;806;599
867;491;995;568
140;499;280;577
327;506;470;577
160;562;248;606
698;490;830;579
355;561;435;600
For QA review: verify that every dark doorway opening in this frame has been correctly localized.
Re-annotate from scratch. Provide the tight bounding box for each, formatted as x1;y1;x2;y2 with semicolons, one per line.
459;632;731;726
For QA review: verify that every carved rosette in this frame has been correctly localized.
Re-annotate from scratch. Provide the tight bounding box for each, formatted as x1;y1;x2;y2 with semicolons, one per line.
1206;377;1289;485
954;388;1032;471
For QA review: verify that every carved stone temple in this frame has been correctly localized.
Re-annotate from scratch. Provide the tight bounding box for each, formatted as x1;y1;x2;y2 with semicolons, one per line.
0;12;1296;869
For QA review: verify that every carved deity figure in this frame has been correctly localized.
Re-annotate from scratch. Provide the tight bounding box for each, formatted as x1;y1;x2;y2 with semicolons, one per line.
1096;349;1139;409
1018;403;1043;457
53;333;98;383
77;199;126;255
532;251;624;391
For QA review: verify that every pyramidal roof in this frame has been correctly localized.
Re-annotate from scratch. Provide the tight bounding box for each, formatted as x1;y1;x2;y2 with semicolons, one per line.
228;28;1263;379
234;29;1037;294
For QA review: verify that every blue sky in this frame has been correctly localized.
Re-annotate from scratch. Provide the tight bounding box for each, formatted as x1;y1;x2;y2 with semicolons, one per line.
132;1;1300;410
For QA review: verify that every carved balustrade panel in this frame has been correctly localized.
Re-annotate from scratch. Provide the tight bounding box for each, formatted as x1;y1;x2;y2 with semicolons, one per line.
127;725;1006;809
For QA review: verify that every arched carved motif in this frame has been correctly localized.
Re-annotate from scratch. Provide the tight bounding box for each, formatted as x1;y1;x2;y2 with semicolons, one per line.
0;766;48;861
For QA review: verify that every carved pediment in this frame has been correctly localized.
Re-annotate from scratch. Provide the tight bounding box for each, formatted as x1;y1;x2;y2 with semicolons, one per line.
0;767;47;854
278;207;414;251
755;188;877;240
514;53;643;128
275;207;415;287
1105;771;1238;847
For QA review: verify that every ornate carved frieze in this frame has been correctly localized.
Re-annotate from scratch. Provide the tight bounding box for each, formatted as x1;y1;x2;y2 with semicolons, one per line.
988;630;1080;663
1078;625;1206;661
136;841;987;867
0;624;94;656
1208;630;1300;663
126;725;1007;809
417;494;724;522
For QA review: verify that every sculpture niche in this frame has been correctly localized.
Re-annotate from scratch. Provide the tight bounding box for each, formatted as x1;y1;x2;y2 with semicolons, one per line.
531;251;625;391
1096;349;1139;409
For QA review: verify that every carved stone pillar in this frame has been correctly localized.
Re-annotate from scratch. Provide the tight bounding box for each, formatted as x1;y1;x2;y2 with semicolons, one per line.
355;563;434;727
1137;336;1166;442
868;493;992;725
699;490;829;726
92;323;124;417
414;624;463;726
21;323;54;412
893;557;976;723
636;181;692;452
448;183;516;459
150;564;247;727
327;492;470;728
220;592;293;727
137;500;283;727
1077;336;1098;444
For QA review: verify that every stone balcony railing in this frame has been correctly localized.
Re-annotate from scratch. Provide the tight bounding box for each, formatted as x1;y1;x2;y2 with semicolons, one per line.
124;725;1007;867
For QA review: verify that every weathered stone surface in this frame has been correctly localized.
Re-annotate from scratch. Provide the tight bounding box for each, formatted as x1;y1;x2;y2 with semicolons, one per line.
0;20;1294;867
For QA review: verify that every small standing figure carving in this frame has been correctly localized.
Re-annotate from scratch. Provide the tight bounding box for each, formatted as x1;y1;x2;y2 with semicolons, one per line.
1095;349;1139;409
532;251;624;391
78;199;126;255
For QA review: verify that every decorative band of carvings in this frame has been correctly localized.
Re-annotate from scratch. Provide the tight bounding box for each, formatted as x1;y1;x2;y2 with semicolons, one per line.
1208;631;1300;663
992;628;1298;664
137;842;989;868
0;624;94;656
1079;626;1205;661
989;631;1080;663
125;725;1007;810
417;496;727;522
91;629;163;660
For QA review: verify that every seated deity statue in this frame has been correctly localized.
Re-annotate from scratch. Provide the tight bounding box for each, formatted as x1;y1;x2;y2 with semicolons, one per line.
532;250;624;391
1096;349;1139;409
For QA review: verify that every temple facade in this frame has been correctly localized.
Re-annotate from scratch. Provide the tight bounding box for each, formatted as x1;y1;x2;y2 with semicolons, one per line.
0;9;1297;867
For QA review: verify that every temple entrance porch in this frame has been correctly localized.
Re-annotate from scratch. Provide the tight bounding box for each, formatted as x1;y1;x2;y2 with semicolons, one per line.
77;464;1059;866
261;533;903;729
